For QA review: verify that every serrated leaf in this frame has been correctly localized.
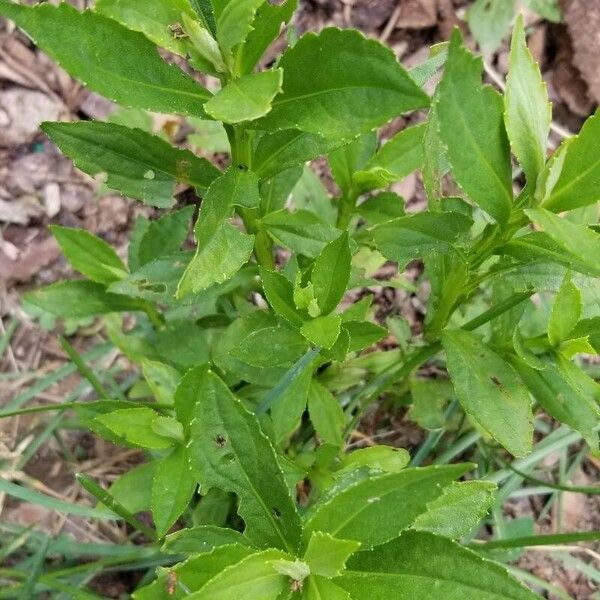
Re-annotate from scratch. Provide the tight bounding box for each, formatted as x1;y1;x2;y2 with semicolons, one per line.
205;70;283;123
307;381;346;448
505;15;551;190
525;208;600;277
339;531;540;599
261;210;339;258
257;28;429;138
413;481;496;539
0;1;210;115
24;280;143;318
50;225;127;285
369;211;472;269
152;445;196;538
43;122;219;208
353;124;425;192
177;168;259;297
548;273;581;346
441;329;533;457
437;29;512;226
303;464;470;548
96;408;176;449
188;370;302;551
311;233;351;315
303;532;360;578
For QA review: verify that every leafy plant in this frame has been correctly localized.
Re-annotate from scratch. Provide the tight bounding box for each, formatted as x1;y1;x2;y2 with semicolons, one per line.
1;0;599;597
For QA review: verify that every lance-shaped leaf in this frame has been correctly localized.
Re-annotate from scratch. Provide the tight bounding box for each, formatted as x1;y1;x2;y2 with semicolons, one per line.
505;15;551;190
369;212;472;269
188;370;302;551
437;29;512;226
353;124;425;192
525;208;600;277
303;532;360;578
543;109;600;212
50;225;127;285
260;267;304;327
303;464;470;548
43;122;219;208
547;273;581;346
177;168;259;297
338;531;540;599
204;70;283;123
257;28;430;138
0;1;211;115
441;329;533;457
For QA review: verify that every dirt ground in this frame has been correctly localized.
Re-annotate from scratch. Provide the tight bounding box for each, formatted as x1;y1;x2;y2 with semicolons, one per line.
1;0;600;598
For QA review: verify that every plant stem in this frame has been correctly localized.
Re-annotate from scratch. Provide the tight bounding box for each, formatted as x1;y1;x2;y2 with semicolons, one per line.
336;191;358;230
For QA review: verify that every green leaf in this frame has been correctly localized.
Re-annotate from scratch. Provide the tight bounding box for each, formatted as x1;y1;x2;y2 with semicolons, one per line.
303;464;470;548
216;0;265;72
240;0;296;73
353;124;425;192
543;109;600;212
106;461;157;514
0;1;210;115
232;325;308;367
441;329;533;457
312;233;351;315
191;0;217;36
437;29;512;226
547;273;581;346
339;531;540;599
413;481;496;539
467;0;514;56
142;359;181;404
188;370;302;551
257;28;430;138
24;281;143;318
369;212;472;269
329;133;377;197
177;168;259;297
163;525;253;554
260;267;304;327
49;225;127;285
152;446;197;538
525;208;600;277
303;532;360;578
301;315;342;349
307;381;346;448
336;446;410;475
505;15;551;190
96;407;176;449
137;206;195;267
356;192;405;225
43;122;219;208
303;576;352;600
188;548;290;599
133;544;255;599
408;377;452;430
174;364;210;427
261;210;339;258
204;70;283;123
512;356;600;453
343;321;387;353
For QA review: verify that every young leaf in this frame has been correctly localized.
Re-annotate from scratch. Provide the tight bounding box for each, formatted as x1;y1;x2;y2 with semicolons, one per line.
301;315;342;349
369;212;472;269
177;168;259;297
329;133;377;197
152;446;197;538
547;274;581;346
188;370;303;551
339;531;540;599
543;109;600;212
204;70;283;123
24;281;143;318
42;122;219;208
50;226;127;285
303;464;470;548
257;28;430;138
504;15;551;190
311;232;351;315
96;407;177;449
353;124;425;192
307;381;346;448
525;208;600;277
441;329;533;457
260;267;304;327
437;29;512;226
0;1;210;115
303;532;360;578
303;577;352;600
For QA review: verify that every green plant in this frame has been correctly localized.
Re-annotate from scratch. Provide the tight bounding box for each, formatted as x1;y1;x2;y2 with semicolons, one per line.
1;0;599;597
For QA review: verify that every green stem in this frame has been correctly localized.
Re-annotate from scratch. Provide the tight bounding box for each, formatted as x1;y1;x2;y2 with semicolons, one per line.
336;191;358;230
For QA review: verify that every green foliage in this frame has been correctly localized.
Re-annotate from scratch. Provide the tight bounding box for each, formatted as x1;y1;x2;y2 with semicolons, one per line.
3;1;598;596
